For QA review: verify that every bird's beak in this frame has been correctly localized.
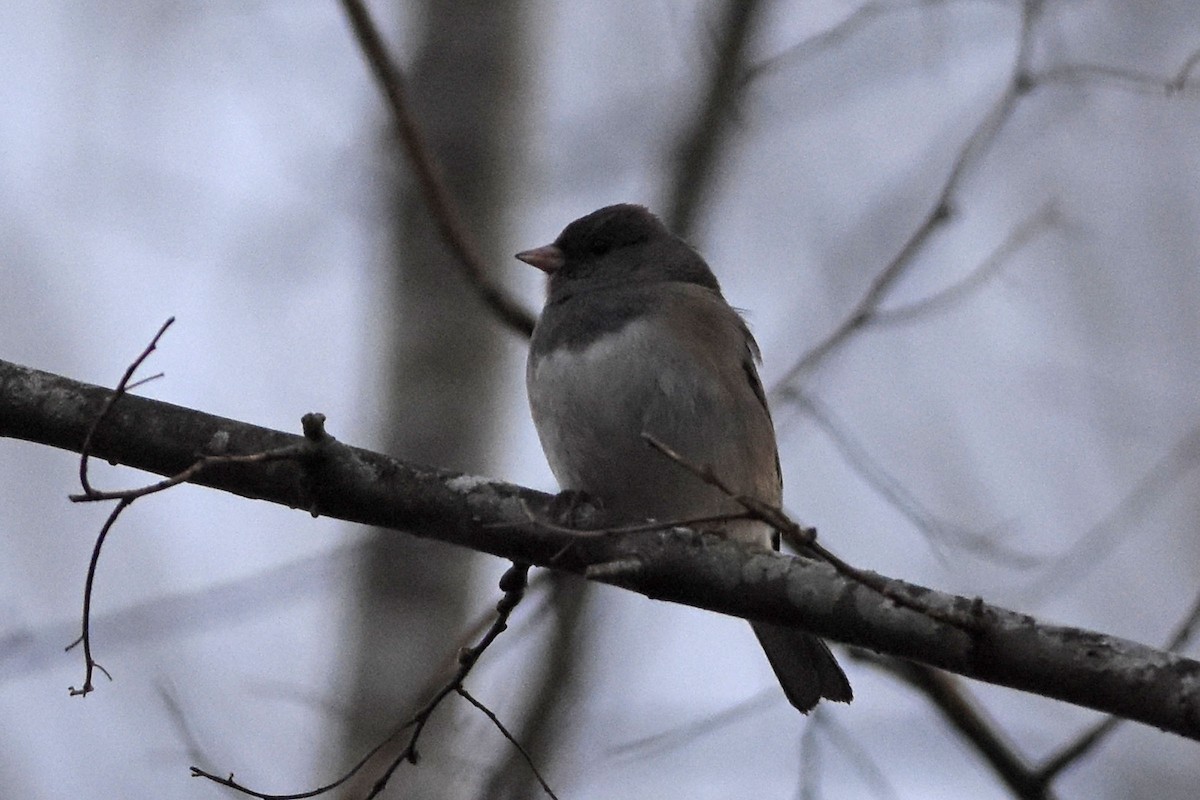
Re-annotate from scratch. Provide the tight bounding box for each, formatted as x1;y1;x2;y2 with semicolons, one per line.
515;244;565;273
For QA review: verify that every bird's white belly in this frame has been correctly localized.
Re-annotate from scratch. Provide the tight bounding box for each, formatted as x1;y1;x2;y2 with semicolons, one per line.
527;318;769;546
528;320;671;489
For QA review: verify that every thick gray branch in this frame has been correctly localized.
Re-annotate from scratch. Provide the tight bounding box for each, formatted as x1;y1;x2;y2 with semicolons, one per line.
1;357;1198;740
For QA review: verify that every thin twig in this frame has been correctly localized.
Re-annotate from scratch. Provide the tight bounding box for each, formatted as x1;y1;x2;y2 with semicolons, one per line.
69;339;331;695
870;201;1057;326
157;681;214;769
1034;587;1200;783
640;432;981;632
96;442;314;500
1031;44;1200;96
337;0;535;337
71;445;313;504
493;497;757;566
798;708;822;800
879;658;1053;799
1177;45;1200;90
771;0;1041;396
791;391;1038;568
747;0;978;84
806;708;902;800
78;317;174;495
509;502;755;537
458;687;560;800
65;498;126;696
478;571;590;798
1034;716;1120;787
1021;425;1200;603
192;563;540;800
608;690;777;760
666;0;765;238
1166;588;1200;652
68;318;178;696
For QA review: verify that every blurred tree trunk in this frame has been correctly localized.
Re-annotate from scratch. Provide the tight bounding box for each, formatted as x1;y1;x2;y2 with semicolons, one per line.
336;3;521;797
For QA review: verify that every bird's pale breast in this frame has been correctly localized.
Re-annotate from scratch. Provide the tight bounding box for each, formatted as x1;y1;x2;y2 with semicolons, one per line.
527;294;779;546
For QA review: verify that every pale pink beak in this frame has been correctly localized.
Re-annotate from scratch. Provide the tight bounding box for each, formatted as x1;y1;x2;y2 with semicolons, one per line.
515;244;566;273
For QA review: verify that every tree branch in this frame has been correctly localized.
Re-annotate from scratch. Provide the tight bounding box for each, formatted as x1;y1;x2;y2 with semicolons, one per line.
877;658;1053;800
772;0;1041;394
2;356;1199;741
665;0;765;238
337;0;536;338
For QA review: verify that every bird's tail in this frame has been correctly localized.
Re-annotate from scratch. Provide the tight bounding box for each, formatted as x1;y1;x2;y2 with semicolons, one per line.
751;622;853;713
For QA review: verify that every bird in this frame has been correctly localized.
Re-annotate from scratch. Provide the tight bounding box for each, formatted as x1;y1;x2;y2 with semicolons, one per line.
517;203;851;713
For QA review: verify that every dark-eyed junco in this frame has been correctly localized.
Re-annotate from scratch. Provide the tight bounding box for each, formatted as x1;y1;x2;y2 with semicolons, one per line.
518;203;851;713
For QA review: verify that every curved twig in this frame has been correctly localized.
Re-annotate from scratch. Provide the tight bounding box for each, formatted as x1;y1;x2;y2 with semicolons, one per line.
772;0;1041;396
459;686;559;800
1031;44;1200;95
666;0;766;238
191;563;546;799
77;317;174;495
338;0;536;338
639;431;983;632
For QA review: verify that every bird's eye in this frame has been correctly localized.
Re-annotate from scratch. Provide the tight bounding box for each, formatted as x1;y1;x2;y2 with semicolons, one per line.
588;241;611;257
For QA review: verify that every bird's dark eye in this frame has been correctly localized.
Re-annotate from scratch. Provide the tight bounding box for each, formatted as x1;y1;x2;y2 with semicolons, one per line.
587;240;611;257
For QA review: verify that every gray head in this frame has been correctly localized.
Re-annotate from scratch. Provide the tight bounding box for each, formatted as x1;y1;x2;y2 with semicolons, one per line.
516;204;721;300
